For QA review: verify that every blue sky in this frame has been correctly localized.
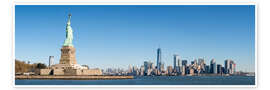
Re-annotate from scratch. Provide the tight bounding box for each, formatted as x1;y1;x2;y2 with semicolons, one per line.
15;5;255;72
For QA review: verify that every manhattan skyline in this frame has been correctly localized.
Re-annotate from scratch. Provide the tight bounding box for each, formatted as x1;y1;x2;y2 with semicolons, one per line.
15;5;255;72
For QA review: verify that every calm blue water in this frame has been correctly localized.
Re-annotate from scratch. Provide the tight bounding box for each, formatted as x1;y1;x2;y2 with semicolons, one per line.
15;76;255;85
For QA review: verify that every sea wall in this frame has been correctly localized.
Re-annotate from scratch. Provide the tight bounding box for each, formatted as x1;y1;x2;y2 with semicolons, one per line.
15;75;133;80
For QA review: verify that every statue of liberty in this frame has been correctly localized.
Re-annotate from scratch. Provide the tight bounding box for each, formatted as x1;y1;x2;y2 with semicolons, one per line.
63;14;73;46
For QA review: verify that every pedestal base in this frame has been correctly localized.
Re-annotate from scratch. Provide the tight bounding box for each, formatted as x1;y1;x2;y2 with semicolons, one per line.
59;46;77;65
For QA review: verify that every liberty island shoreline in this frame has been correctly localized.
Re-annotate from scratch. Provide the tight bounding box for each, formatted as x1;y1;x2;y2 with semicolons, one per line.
15;75;134;80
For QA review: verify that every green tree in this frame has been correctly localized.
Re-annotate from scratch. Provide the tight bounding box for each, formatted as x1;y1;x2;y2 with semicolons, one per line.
36;63;47;69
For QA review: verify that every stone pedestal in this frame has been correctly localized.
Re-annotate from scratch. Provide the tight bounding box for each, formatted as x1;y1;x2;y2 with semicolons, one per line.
59;46;77;65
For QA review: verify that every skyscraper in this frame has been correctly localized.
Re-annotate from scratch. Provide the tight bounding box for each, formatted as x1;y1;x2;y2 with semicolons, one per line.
161;63;165;72
156;48;162;72
182;60;188;66
173;54;180;70
230;61;236;74
198;58;205;65
205;65;210;73
192;59;197;66
173;54;177;69
140;65;145;76
132;66;138;75
224;59;231;74
150;62;155;70
198;58;205;72
181;66;185;75
217;64;222;74
177;58;181;67
167;66;173;75
176;55;181;74
181;60;188;74
210;59;217;74
49;56;54;67
128;65;133;74
144;61;149;75
191;61;195;65
143;61;154;75
233;63;236;74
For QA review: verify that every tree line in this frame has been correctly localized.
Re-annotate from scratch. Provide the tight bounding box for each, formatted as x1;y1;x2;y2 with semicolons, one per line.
15;59;47;74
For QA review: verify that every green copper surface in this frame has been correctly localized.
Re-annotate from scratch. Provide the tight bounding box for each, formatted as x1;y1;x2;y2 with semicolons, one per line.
63;14;73;46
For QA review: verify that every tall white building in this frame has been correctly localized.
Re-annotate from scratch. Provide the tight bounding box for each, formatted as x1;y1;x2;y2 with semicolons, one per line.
49;56;54;67
173;54;181;73
173;54;179;69
156;48;162;72
225;59;231;74
210;59;217;74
